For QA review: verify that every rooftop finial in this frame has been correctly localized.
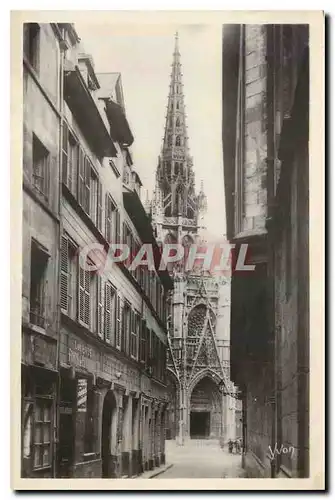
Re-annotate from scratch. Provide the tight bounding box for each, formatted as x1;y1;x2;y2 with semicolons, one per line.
174;31;179;53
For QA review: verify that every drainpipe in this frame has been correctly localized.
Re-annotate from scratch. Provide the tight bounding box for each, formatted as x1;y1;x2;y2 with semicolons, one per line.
265;24;277;479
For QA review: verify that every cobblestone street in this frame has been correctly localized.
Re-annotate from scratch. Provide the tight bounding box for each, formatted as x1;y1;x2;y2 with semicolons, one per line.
155;440;245;478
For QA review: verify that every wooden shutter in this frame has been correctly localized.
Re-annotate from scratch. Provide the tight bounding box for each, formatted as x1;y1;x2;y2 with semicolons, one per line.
97;181;103;233
97;275;103;338
60;235;69;313
79;265;90;327
62;122;68;185
78;148;85;206
115;294;122;349
104;282;111;343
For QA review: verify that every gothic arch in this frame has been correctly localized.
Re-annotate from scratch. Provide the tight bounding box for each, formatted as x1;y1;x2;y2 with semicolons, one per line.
188;368;225;395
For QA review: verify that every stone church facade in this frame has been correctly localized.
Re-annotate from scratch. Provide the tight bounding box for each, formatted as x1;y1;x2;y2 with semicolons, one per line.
148;33;240;445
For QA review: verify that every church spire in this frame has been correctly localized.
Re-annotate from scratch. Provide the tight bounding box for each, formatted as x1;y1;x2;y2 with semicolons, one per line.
154;32;200;220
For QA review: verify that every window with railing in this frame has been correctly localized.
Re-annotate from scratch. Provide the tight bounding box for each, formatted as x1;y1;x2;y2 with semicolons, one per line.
32;134;49;202
30;240;49;329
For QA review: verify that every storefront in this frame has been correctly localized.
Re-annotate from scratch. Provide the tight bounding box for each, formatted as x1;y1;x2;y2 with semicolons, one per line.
21;327;58;478
57;324;168;478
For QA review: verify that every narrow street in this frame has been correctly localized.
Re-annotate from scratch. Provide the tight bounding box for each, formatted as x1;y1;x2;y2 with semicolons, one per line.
155;440;245;478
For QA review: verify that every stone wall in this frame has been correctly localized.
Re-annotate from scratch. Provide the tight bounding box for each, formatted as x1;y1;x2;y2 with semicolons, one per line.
243;24;268;233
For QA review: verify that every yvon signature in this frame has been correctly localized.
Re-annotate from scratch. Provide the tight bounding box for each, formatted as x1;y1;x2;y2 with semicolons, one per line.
268;443;295;461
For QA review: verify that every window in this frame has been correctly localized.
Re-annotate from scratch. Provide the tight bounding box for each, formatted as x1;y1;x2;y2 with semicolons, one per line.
89;168;98;226
140;319;147;364
33;398;52;469
32;135;49;201
115;294;122;349
24;23;40;72
130;311;140;360
30;240;49;329
60;235;77;319
105;194;117;244
176;117;181;127
62;123;79;196
176;101;179;110
122;302;131;354
123;223;132;269
104;281;116;344
175;136;181;147
168;135;172;147
78;262;92;328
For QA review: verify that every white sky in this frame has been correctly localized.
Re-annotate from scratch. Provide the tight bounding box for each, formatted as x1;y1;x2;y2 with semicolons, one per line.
75;22;226;238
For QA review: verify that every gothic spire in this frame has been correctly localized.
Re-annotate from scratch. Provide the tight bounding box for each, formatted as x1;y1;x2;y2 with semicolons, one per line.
154;32;200;220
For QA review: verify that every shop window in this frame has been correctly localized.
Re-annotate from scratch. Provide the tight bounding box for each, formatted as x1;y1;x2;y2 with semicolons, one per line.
33;398;52;470
32;134;50;202
30;240;49;329
24;23;40;72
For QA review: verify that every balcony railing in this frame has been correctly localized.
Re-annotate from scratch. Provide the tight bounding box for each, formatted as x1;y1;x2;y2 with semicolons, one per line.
30;300;46;329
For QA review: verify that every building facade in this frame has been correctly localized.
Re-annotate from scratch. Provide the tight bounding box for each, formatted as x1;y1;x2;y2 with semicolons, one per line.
149;33;238;445
22;23;64;478
222;24;309;477
22;22;173;479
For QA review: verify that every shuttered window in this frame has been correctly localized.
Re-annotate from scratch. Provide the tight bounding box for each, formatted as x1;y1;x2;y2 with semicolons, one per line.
60;235;69;313
78;263;91;328
115;294;122;349
97;275;103;339
104;281;116;344
60;235;77;318
130;310;139;360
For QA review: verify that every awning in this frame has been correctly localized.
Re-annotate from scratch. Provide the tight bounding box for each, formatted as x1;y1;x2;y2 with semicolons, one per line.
123;190;173;291
105;99;134;147
64;67;117;157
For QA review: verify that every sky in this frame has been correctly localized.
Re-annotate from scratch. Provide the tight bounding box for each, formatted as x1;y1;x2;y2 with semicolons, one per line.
75;22;226;238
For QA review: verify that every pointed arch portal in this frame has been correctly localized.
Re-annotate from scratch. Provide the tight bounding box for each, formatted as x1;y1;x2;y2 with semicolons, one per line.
189;376;221;439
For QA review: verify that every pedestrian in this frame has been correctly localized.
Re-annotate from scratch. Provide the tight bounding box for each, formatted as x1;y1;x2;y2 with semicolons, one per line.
228;439;233;454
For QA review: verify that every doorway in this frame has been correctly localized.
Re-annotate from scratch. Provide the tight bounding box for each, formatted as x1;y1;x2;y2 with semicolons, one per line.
101;391;116;478
190;411;210;438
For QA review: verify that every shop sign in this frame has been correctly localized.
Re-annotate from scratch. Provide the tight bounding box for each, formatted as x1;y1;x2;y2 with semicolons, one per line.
77;379;87;413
